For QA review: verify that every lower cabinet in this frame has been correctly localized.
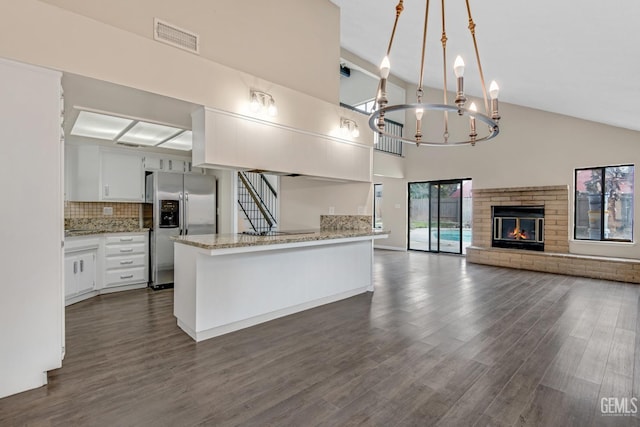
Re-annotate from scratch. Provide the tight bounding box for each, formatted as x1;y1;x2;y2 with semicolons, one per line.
64;250;96;299
103;233;148;289
64;231;149;306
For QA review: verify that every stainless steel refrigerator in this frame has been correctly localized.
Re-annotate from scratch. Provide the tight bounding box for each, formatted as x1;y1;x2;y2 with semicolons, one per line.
146;172;216;289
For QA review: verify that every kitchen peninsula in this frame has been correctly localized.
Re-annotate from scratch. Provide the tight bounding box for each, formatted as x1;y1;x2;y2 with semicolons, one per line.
172;221;388;342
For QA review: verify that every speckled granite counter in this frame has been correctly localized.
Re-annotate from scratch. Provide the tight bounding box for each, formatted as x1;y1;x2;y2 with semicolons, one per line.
173;229;389;342
65;228;149;238
171;229;389;251
64;218;148;238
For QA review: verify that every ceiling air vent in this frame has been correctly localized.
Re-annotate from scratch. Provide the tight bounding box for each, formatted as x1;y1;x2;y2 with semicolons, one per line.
154;18;199;54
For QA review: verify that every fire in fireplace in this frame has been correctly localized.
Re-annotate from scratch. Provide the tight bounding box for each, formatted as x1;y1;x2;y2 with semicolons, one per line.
492;206;544;251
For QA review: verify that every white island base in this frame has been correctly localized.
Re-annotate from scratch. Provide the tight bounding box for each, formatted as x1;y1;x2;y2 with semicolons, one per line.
173;234;385;342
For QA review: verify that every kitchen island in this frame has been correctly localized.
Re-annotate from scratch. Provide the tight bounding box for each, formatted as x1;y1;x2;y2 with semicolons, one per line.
171;229;389;342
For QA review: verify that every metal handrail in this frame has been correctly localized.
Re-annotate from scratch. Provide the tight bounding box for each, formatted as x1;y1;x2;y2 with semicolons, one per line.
241;172;277;224
238;172;274;229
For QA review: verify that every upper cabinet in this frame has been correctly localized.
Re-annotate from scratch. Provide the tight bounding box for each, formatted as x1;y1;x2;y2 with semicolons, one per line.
66;144;206;203
143;156;205;175
66;145;143;202
192;108;372;183
100;151;144;201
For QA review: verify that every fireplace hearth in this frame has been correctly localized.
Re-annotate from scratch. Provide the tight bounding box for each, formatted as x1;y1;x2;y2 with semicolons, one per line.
492;205;544;251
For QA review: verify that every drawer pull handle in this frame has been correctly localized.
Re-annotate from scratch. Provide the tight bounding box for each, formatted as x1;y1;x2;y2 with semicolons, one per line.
120;274;134;279
120;248;134;253
120;237;134;241
120;260;134;265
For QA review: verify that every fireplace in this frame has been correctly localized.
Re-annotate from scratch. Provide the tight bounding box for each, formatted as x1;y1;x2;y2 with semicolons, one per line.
492;205;544;251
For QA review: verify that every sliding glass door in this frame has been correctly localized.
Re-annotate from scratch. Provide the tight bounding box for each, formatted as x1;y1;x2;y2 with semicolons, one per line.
408;179;472;254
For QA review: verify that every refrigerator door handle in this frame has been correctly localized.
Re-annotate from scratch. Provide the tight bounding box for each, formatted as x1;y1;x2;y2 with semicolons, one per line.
178;192;184;235
185;192;189;235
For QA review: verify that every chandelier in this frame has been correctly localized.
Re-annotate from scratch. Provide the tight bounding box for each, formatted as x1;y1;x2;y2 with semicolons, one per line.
369;0;501;146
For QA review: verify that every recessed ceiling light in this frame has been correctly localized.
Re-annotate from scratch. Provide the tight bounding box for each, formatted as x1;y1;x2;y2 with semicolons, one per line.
158;131;192;151
118;122;184;146
70;111;134;140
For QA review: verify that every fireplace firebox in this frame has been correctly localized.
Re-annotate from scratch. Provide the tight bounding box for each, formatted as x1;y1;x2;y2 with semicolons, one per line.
492;206;544;251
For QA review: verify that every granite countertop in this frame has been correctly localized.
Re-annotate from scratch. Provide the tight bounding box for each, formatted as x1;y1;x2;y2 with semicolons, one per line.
171;229;390;250
65;228;149;238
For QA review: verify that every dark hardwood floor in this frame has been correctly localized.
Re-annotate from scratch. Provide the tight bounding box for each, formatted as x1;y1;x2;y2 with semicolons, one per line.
2;250;640;426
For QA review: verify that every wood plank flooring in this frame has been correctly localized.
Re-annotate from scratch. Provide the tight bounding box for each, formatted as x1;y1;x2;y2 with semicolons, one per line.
2;250;640;426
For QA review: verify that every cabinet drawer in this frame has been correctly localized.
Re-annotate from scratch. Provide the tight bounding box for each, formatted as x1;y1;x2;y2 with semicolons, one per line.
105;234;146;245
105;243;146;257
105;254;146;270
105;267;146;287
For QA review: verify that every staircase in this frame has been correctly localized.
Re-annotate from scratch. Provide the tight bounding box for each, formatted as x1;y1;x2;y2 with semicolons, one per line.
237;171;278;233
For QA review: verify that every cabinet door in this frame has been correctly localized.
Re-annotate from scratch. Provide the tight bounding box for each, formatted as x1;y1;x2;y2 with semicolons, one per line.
77;252;96;294
143;156;165;171
166;159;185;173
101;151;144;201
64;255;78;298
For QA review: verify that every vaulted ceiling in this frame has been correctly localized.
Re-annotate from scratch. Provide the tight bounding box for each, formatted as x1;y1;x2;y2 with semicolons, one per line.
331;0;640;132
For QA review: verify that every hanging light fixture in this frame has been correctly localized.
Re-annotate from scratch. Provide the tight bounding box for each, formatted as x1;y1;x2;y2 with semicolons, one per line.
369;0;501;147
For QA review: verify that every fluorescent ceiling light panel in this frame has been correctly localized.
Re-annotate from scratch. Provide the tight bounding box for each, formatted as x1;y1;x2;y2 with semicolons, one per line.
118;122;183;146
70;111;134;140
158;131;192;151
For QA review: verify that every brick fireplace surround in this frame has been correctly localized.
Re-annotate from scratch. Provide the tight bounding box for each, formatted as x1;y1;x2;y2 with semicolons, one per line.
466;185;640;284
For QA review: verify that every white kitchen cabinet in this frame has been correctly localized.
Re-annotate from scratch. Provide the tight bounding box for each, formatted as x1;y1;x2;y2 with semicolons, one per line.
64;250;96;301
166;158;185;173
144;156;205;174
143;156;166;171
192;107;372;182
64;236;101;306
101;151;144;201
103;232;148;289
66;145;144;202
186;161;206;175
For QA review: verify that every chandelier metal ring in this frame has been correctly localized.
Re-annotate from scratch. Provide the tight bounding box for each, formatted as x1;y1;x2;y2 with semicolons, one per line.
369;0;502;148
369;103;499;146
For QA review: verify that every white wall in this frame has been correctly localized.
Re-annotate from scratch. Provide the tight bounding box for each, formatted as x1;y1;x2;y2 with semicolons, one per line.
0;58;63;398
279;177;372;230
372;176;407;250
40;0;340;105
393;87;640;259
0;0;343;139
209;169;237;234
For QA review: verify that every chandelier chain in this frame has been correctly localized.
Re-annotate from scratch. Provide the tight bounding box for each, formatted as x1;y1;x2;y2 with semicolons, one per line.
441;0;450;141
465;0;489;114
370;0;501;146
386;0;405;56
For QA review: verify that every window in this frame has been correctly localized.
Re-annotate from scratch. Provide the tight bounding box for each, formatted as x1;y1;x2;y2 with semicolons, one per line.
354;99;376;114
408;179;472;254
575;165;634;241
374;184;383;229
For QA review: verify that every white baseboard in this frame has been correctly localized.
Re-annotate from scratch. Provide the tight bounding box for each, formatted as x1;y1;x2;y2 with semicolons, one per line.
374;245;406;251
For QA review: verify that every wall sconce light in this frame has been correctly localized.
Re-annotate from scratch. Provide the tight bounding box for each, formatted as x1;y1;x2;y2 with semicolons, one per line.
340;117;359;138
249;89;278;116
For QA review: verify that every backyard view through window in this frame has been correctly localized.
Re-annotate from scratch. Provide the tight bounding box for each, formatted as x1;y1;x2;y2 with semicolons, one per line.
408;179;472;254
575;165;634;241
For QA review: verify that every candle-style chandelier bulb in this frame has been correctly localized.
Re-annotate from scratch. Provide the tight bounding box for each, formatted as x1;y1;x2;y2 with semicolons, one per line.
454;56;465;78
489;80;501;121
368;0;500;146
380;56;391;79
489;80;500;99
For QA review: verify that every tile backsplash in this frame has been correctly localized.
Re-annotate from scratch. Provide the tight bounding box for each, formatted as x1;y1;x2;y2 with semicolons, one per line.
65;202;141;219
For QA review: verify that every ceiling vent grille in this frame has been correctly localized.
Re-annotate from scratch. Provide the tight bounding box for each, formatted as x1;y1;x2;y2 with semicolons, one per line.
154;18;199;54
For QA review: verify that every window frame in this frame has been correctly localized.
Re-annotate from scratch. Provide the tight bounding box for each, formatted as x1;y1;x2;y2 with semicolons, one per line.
373;183;383;229
574;164;634;242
